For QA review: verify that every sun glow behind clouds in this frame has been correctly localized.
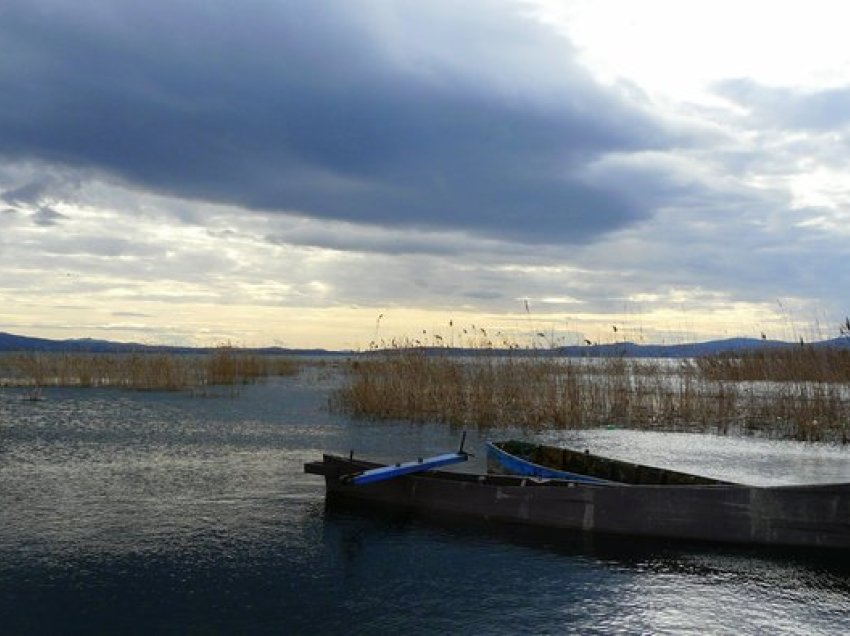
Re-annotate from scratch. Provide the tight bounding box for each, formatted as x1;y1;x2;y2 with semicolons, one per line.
530;0;850;100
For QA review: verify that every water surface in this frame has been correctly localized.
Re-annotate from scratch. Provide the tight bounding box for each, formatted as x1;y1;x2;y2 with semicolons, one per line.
2;368;850;634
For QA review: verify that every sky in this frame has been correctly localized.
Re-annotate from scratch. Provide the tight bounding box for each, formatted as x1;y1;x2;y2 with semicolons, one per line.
2;0;850;350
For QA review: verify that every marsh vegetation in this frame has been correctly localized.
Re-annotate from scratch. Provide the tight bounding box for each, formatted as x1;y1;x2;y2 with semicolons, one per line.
5;331;850;442
0;347;300;391
335;345;850;442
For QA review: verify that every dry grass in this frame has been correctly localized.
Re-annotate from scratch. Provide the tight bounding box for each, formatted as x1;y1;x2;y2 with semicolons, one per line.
0;347;300;391
334;347;850;442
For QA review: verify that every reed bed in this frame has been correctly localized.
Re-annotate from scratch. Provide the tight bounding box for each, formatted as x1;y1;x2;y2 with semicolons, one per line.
696;346;850;383
0;348;300;391
335;348;850;442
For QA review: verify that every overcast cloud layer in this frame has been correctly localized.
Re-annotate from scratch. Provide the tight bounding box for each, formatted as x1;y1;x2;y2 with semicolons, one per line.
1;0;849;348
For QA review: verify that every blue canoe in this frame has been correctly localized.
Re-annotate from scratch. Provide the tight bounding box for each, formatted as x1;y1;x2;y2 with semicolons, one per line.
487;440;733;486
486;441;612;484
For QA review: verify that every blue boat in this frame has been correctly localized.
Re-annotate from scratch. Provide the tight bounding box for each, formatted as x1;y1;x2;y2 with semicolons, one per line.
486;440;733;486
486;441;612;484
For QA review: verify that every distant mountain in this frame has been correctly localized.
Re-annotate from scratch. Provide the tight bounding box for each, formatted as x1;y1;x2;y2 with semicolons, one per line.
552;337;850;358
393;337;850;358
0;332;337;355
0;331;196;353
1;331;848;357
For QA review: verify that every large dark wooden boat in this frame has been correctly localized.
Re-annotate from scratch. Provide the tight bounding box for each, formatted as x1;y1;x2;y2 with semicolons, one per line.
305;445;850;550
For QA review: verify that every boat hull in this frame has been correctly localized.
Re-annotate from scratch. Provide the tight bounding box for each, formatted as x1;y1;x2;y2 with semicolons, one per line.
306;454;850;550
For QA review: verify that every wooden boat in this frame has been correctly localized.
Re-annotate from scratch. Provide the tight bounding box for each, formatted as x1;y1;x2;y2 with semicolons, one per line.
305;445;850;550
486;440;733;486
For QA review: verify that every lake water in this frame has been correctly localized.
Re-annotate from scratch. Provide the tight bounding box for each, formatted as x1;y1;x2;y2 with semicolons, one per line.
3;367;850;634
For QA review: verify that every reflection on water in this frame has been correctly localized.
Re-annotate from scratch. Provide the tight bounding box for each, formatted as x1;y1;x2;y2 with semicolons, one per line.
319;506;850;635
2;368;850;634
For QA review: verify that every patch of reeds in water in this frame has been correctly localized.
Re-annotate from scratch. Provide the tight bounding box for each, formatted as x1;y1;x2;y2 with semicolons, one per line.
334;347;850;443
0;347;300;391
696;346;850;383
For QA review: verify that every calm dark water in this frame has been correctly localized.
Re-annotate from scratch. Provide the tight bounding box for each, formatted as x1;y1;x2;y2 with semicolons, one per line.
3;367;850;635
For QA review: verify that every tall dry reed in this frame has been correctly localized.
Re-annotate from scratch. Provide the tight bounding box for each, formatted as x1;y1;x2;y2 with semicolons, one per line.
335;348;850;442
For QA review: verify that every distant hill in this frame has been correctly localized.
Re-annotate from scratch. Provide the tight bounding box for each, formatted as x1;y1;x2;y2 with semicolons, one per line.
414;338;850;358
1;331;848;357
0;332;337;356
551;337;850;358
408;336;850;358
363;336;850;358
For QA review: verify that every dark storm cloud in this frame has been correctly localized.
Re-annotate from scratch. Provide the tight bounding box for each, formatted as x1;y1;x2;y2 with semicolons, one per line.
1;171;83;208
715;79;850;130
1;179;51;207
31;206;67;226
0;0;671;243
